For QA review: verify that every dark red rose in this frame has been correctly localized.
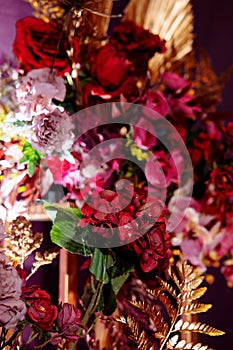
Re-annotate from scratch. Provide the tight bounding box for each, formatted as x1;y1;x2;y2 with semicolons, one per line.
23;286;58;330
58;303;82;341
13;17;71;75
83;43;138;106
133;220;171;273
92;44;133;89
210;167;233;197
111;20;166;75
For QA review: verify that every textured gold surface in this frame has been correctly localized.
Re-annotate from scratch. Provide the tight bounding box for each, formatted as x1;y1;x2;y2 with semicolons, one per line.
124;0;194;81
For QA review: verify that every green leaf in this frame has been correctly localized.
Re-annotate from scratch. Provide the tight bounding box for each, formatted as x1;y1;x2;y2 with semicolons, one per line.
44;203;92;256
111;273;130;296
89;248;114;284
20;141;42;177
28;161;36;177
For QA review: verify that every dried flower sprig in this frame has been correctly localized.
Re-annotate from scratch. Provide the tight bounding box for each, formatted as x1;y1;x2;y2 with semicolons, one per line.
5;215;43;266
26;246;60;281
118;261;225;350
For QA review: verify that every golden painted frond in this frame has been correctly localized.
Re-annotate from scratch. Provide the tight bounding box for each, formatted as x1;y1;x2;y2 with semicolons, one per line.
174;320;225;337
124;0;194;81
118;315;154;350
118;261;225;350
166;335;214;349
181;288;207;302
179;303;212;315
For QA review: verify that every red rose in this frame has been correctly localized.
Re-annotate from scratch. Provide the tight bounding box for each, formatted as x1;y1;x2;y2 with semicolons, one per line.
83;43;138;106
23;286;58;330
210;167;233;197
93;44;133;89
13;17;71;75
111;20;166;76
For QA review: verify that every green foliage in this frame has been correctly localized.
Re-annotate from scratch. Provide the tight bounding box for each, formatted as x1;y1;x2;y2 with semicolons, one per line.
20;141;42;177
44;202;93;256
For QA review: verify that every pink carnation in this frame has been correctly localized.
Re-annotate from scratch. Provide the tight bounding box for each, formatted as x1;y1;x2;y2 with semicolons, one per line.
31;107;74;156
0;252;26;329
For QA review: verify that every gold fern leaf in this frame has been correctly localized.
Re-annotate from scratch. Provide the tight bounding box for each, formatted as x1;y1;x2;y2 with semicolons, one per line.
177;321;225;336
179;303;212;315
180;288;207;302
124;0;194;81
157;276;178;299
118;261;224;350
125;315;153;350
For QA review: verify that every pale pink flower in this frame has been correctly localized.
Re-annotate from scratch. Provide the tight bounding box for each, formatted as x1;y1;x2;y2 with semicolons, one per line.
30;107;74;156
0;252;26;329
14;68;66;121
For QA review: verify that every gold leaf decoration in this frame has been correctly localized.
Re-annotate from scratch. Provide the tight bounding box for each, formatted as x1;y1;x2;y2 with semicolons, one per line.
118;261;225;350
118;315;154;350
124;0;194;81
179;303;212;315
5;215;43;266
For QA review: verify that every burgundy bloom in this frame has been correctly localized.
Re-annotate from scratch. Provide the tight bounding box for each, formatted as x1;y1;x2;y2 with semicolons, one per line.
84;43;138;105
13;17;71;75
92;44;133;90
23;286;58;330
132;220;171;273
210;167;233;197
58;303;82;341
111;20;166;76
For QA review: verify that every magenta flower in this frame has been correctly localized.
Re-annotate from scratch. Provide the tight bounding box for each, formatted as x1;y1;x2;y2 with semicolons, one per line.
57;303;82;341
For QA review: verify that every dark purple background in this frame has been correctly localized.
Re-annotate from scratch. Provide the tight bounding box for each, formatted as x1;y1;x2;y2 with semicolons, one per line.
0;1;232;349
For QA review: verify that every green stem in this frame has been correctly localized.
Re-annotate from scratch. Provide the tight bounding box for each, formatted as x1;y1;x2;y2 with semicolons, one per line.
81;279;104;328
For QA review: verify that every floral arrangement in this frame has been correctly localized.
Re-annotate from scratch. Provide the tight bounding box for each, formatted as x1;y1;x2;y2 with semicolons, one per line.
0;0;232;349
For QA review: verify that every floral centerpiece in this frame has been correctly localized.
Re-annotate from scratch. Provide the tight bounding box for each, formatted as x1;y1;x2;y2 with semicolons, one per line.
0;0;232;349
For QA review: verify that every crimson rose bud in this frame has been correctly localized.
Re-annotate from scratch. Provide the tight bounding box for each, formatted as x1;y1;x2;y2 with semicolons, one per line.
210;167;233;197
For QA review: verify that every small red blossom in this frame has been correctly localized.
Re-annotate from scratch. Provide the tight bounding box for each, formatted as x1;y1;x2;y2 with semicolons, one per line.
23;286;58;331
210;167;233;197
